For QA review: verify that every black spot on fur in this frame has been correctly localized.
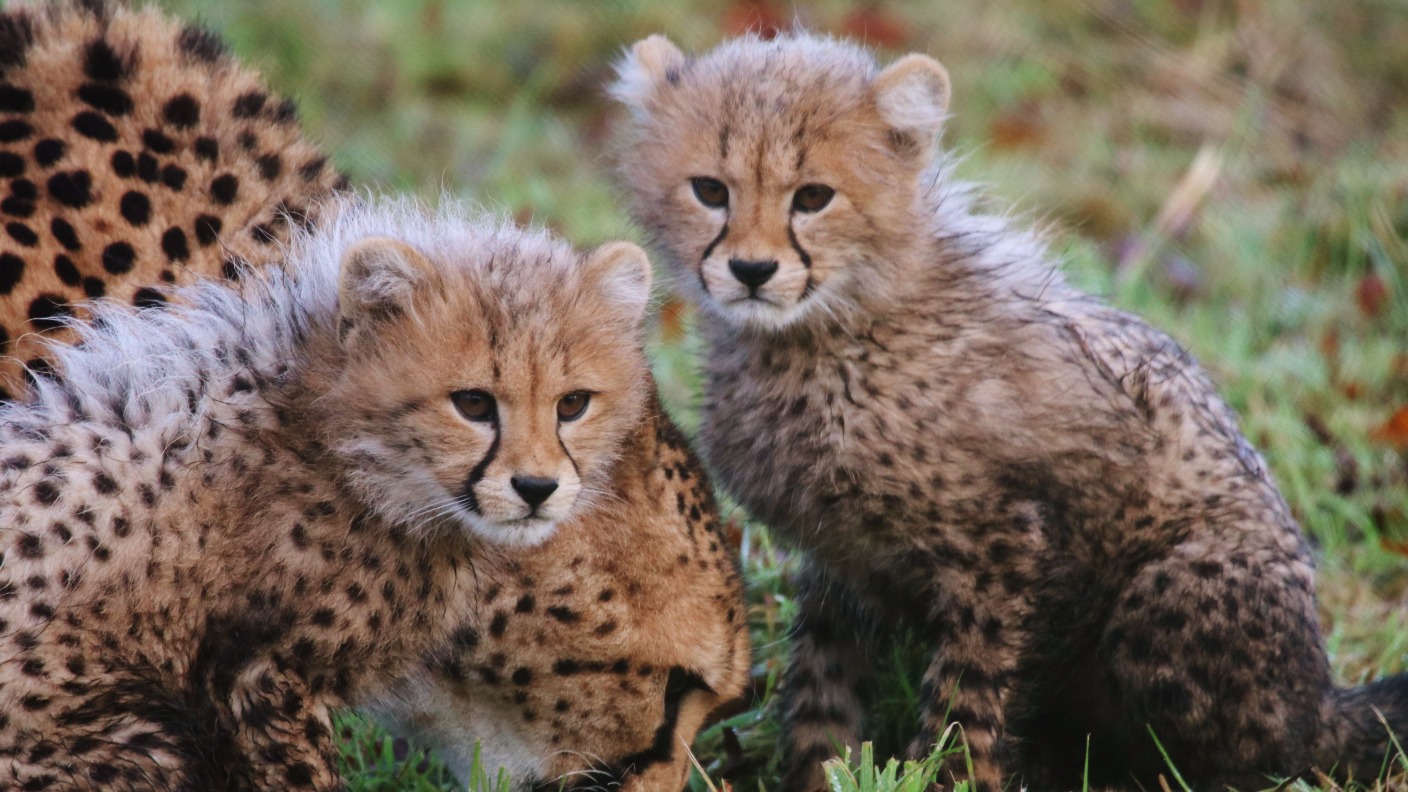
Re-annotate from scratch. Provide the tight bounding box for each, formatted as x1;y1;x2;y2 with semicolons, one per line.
161;227;189;261
177;25;227;63
132;287;166;308
0;150;23;178
194;136;218;161
0;118;32;141
162;94;200;128
299;157;326;181
82;277;105;299
83;38;129;81
195;214;222;245
272;98;298;124
110;149;134;177
209;173;239;204
101;242;135;275
161;164;187;191
71;111;118;142
233;91;266;118
53;255;80;287
142;128;174;154
1;252;26;294
0;83;35;113
256;153;282;181
27;294;72;332
34;138;64;166
3;194;37;217
47;171;92;207
119;190;150;226
77;82;133;116
6;221;37;246
50;217;81;251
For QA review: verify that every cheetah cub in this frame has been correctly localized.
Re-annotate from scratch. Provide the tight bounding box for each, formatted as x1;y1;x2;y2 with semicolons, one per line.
614;33;1408;791
370;400;750;792
0;196;654;790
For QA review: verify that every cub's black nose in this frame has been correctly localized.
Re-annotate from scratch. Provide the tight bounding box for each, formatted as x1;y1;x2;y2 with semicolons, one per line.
511;476;559;508
728;258;779;289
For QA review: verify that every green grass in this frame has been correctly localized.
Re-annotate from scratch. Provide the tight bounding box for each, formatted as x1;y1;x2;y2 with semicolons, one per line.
165;0;1408;788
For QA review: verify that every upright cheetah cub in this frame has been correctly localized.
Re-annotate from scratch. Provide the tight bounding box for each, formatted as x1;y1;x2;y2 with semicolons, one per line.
614;33;1408;791
0;196;654;790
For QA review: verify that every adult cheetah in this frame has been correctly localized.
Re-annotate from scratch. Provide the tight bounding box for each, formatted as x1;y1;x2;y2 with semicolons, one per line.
0;0;344;401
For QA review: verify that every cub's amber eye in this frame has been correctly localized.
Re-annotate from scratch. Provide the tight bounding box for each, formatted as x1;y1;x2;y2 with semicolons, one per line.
451;390;496;422
792;184;835;213
557;391;591;422
690;177;729;209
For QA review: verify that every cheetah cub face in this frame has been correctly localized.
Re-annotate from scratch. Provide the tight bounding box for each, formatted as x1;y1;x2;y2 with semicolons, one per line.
326;230;652;547
612;35;950;331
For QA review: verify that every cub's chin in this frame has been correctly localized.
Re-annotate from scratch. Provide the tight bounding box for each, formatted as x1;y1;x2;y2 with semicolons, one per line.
464;514;562;549
702;292;813;333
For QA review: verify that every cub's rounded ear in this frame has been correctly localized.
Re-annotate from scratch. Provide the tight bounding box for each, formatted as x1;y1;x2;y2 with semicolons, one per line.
583;240;653;324
872;53;951;142
338;237;435;344
610;35;687;122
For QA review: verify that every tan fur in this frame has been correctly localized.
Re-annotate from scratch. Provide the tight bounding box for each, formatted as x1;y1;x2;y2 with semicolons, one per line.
614;32;1408;792
0;5;750;788
0;0;345;400
370;404;749;791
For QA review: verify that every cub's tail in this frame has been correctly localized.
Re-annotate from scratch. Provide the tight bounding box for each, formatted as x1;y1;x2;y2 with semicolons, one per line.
1318;672;1408;781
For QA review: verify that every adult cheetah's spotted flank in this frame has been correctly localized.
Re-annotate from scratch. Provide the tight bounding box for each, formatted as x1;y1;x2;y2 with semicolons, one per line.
0;0;344;401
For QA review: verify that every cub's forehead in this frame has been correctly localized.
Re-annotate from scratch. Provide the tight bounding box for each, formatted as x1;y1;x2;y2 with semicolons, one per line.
671;35;877;124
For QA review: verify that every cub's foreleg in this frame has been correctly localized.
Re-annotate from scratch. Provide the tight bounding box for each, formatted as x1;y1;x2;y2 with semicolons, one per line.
778;565;887;792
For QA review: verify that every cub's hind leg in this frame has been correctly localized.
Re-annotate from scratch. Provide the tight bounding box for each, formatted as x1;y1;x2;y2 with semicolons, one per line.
778;564;886;792
1098;539;1329;789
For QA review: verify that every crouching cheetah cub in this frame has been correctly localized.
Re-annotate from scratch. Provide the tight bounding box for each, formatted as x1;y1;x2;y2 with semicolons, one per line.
0;196;658;790
369;400;750;792
614;33;1408;791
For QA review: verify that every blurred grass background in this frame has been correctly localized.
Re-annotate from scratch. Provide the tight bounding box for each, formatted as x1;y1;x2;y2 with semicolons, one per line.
163;0;1408;788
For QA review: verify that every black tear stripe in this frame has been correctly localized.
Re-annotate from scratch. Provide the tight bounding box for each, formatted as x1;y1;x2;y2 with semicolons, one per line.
459;420;500;514
787;224;812;268
701;223;729;264
698;223;730;294
537;667;713;791
556;430;579;478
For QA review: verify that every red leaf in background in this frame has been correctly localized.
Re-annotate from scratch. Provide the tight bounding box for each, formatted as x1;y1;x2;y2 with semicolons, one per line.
1380;536;1408;558
1369;406;1408;449
658;295;687;345
840;6;911;49
724;517;744;553
989;107;1045;151
723;0;786;39
1319;330;1340;366
1357;272;1389;318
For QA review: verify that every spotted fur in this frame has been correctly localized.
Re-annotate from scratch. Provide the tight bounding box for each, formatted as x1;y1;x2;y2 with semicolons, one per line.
613;32;1408;791
369;405;749;792
0;0;345;400
0;6;751;788
0;194;670;790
